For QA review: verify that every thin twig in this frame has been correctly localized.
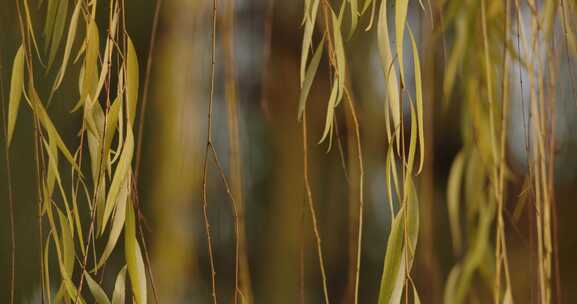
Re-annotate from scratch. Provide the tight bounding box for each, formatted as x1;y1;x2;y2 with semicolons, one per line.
132;0;164;301
208;144;241;303
302;109;331;304
201;1;219;302
344;87;364;304
221;0;244;301
135;0;163;178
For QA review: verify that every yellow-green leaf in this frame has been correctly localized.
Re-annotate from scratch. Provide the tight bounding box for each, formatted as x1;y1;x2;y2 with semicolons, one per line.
44;0;57;40
96;177;129;270
348;0;359;38
413;284;421;304
378;178;419;304
102;128;134;234
52;0;81;92
331;9;346;104
443;265;461;304
85;271;112;304
300;0;320;86
125;202;147;304
377;0;401;141
7;45;25;147
126;36;139;126
447;151;465;255
47;0;69;69
91;8;119;109
298;38;324;120
112;266;128;304
408;27;425;174
28;87;81;174
406;102;417;177
443;16;467;107
395;0;409;84
319;81;338;145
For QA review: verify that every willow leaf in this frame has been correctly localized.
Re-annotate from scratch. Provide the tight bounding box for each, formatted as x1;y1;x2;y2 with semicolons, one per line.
406;102;417;177
363;0;377;30
112;266;128;304
23;0;44;64
7;45;25;147
302;0;311;25
348;0;359;38
377;0;401;139
298;38;324;120
57;209;74;281
503;287;513;304
395;0;409;84
96;177;129;270
125;203;147;304
42;138;74;235
52;0;81;92
102;128;134;234
443;265;461;304
385;147;396;218
29;87;81;174
43;233;53;303
85;271;112;304
300;0;320;86
91;8;119;109
319;81;338;144
443;16;467;106
447;151;465;254
377;210;408;304
44;0;57;41
87;102;105;181
126;36;139;126
48;0;69;70
331;9;346;105
56;209;86;303
413;284;421;304
378;179;419;304
408;27;424;174
105;96;122;173
82;19;100;106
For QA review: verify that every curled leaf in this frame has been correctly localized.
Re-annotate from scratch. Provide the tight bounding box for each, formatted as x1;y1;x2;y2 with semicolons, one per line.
408;27;425;174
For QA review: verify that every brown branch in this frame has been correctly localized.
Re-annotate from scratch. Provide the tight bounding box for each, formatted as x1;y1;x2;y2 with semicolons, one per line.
344;87;364;304
301;109;331;304
201;1;219;302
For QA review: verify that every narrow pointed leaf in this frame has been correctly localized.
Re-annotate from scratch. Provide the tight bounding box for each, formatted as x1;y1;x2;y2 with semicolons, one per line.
298;38;324;120
125;202;147;304
7;45;25;147
85;271;112;304
112;266;128;304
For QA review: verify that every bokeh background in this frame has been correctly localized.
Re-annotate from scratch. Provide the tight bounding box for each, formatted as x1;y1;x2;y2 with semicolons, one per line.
2;0;577;303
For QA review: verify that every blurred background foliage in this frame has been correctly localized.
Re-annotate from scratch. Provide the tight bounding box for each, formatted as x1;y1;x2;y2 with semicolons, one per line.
2;0;577;303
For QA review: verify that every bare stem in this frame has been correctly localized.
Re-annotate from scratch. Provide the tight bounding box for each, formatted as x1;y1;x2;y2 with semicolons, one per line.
301;109;331;304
